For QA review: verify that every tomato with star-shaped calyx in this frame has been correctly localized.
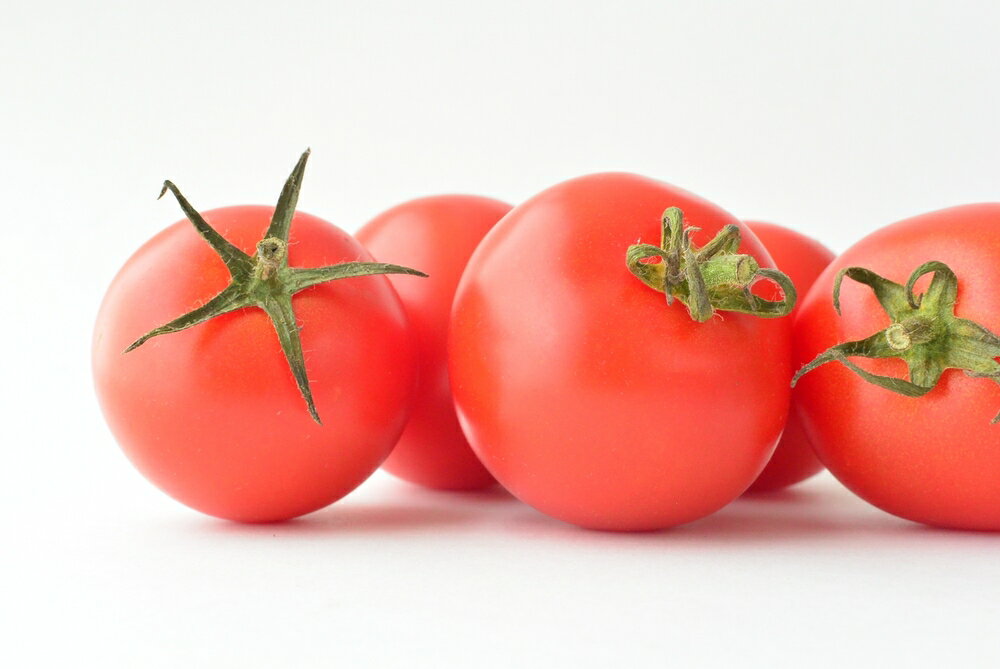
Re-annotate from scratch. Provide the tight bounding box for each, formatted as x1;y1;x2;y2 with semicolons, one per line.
793;204;1000;529
93;151;424;522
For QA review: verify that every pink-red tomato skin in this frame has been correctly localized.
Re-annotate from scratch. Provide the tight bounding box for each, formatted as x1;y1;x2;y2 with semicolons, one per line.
356;195;512;490
743;221;835;492
449;173;792;531
93;206;416;522
794;204;1000;529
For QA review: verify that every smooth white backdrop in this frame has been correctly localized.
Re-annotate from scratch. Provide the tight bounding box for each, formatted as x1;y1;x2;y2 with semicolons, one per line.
4;1;1000;666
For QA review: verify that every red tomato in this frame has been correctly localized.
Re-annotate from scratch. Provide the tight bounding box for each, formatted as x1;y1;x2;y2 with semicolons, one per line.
449;173;793;531
93;206;416;522
356;195;512;490
794;204;1000;529
743;221;834;492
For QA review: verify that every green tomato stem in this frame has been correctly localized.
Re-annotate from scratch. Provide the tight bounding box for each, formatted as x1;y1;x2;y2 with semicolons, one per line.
125;149;428;424
792;261;1000;423
625;207;796;322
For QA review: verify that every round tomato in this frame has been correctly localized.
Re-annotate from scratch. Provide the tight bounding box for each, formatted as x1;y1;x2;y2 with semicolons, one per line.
794;204;1000;529
93;154;419;522
743;221;834;492
449;173;795;531
356;195;512;490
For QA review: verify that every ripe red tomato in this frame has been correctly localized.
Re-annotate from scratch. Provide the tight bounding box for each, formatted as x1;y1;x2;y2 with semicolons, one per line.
356;195;512;490
794;204;1000;529
743;221;834;492
449;173;794;531
93;205;417;522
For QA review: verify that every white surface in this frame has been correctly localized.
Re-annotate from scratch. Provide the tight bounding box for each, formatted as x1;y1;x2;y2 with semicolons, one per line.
4;1;1000;666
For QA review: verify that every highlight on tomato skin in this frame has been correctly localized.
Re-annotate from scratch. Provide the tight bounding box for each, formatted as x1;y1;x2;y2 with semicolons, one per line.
356;194;513;491
742;221;835;493
792;203;1000;530
448;172;796;532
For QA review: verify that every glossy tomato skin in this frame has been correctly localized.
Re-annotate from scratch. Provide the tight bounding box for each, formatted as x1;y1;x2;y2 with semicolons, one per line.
449;173;792;531
794;204;1000;529
356;195;512;490
93;206;417;522
743;222;834;492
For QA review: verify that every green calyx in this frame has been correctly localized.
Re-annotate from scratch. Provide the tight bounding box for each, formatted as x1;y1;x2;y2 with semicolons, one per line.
792;261;1000;423
125;149;427;424
626;207;796;322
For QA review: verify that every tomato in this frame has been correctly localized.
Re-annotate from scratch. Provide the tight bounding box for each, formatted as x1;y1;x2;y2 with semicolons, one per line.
356;195;512;490
93;154;419;522
449;173;795;531
794;204;1000;529
743;221;834;492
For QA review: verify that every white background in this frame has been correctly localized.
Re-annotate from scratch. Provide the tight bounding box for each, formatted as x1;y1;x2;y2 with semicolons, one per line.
4;1;1000;666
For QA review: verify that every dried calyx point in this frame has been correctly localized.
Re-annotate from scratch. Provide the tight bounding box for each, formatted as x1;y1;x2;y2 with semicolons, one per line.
625;207;796;322
792;261;1000;423
125;149;428;424
256;238;287;279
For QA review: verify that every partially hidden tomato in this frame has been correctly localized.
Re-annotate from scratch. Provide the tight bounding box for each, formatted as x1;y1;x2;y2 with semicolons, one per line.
93;152;420;522
743;221;834;492
449;173;797;531
793;204;1000;530
356;195;512;490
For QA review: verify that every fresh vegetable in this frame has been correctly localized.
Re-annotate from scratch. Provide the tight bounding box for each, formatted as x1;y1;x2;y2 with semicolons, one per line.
449;173;796;531
356;195;512;490
743;221;834;492
793;204;1000;529
93;151;422;522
